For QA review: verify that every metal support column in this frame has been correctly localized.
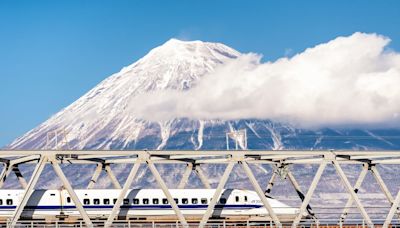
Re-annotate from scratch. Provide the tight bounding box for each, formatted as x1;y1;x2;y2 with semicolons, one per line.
195;165;211;189
383;187;400;228
370;165;394;202
333;161;373;228
241;161;281;227
12;165;28;189
50;157;93;227
292;161;327;228
178;163;193;189
87;163;103;189
287;171;316;220
104;164;122;189
265;172;276;195
0;163;12;188
11;156;47;227
147;159;188;227
370;165;400;218
340;164;369;223
105;161;141;228
199;162;235;228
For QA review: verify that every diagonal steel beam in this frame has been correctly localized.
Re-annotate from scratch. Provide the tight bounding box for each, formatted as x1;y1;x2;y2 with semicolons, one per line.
199;162;235;228
241;161;281;227
87;163;103;189
195;165;211;189
287;170;317;220
340;164;369;223
12;165;28;189
0;163;12;188
178;163;193;189
383;186;400;228
370;165;400;218
11;155;47;227
147;159;188;227
105;161;141;227
104;164;122;189
292;161;327;228
50;157;93;227
333;160;373;228
370;165;394;202
264;171;276;195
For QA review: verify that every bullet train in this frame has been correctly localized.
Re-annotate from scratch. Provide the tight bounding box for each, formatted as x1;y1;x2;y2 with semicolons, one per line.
0;189;300;221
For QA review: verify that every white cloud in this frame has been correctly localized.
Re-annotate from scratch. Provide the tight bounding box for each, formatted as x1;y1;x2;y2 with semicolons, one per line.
129;32;400;127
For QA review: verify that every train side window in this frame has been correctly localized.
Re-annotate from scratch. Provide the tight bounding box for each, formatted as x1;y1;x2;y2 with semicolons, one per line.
162;198;168;204
174;198;179;204
123;198;130;204
113;199;117;204
6;199;13;205
67;197;71;203
0;199;2;205
153;198;159;204
201;198;207;204
83;199;90;205
143;198;149;204
182;198;188;204
244;196;248;202
235;196;239;202
192;198;198;204
103;199;110;205
93;199;100;205
133;198;139;204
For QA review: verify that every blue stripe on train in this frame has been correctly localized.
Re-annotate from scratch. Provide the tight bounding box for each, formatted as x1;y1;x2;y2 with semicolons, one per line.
0;204;262;210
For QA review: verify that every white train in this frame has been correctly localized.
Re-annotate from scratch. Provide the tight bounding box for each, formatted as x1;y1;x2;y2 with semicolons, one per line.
0;189;300;221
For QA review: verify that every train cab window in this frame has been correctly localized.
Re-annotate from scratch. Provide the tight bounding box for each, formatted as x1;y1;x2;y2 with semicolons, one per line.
133;198;139;204
244;196;248;202
191;198;198;204
123;198;130;204
219;198;227;204
103;199;110;205
201;198;208;204
67;197;71;203
174;198;179;204
235;196;239;202
153;198;159;204
162;198;168;204
83;199;90;205
93;199;100;205
182;198;188;204
6;199;13;205
50;193;55;196
143;198;149;204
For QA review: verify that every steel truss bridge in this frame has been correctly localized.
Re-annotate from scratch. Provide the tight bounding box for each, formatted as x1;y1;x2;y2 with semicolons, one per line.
1;150;400;228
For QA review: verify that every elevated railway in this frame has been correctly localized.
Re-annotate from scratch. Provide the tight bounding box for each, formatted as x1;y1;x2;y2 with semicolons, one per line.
0;150;400;228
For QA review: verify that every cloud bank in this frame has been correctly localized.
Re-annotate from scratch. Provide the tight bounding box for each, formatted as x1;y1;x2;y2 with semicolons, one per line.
130;32;400;127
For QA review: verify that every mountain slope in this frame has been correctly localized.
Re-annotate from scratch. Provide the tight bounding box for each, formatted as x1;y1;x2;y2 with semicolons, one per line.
9;39;241;150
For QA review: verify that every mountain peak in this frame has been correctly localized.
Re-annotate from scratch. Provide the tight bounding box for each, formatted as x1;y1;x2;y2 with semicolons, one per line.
143;38;240;61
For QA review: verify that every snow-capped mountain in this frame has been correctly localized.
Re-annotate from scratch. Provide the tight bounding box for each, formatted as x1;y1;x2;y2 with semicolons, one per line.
8;39;400;151
5;39;400;219
9;39;242;150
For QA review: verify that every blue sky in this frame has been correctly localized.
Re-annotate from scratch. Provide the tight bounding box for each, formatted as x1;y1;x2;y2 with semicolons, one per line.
0;0;399;147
